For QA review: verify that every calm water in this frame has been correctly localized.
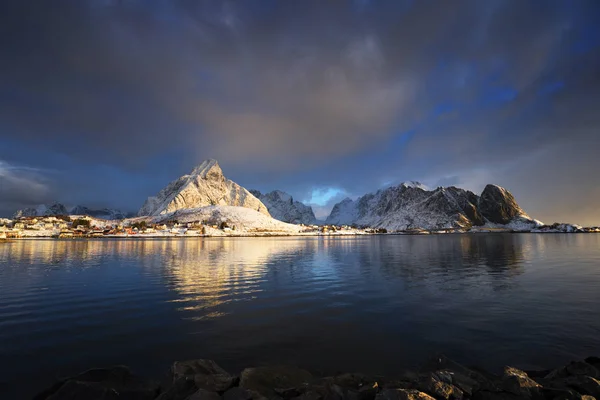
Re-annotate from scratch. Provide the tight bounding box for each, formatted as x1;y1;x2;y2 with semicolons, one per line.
1;235;600;398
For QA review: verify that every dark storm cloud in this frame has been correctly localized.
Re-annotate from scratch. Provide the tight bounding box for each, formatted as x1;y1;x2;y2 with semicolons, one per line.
0;0;599;223
0;161;53;216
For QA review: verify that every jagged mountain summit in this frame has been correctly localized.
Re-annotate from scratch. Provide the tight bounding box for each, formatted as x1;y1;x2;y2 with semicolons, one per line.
326;183;537;230
138;159;270;217
13;202;68;218
249;190;317;225
70;206;129;220
12;203;129;220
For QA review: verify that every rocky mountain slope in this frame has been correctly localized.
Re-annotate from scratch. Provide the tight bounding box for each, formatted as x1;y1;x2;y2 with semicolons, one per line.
70;206;129;220
326;182;538;230
13;202;68;218
249;190;317;225
138;159;270;217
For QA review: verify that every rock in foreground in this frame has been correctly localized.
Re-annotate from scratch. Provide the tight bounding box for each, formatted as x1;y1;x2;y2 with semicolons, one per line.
35;355;600;400
33;365;160;400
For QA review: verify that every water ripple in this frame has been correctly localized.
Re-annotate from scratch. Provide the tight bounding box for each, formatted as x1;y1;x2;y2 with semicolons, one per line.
1;235;600;399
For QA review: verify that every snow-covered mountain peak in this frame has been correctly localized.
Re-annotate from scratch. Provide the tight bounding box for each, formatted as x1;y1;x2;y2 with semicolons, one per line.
250;189;316;225
13;202;68;218
400;181;429;190
138;160;269;217
190;159;223;179
270;190;292;203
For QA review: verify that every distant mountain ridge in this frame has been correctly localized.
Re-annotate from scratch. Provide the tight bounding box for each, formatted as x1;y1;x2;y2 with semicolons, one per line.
250;189;317;225
9;160;540;231
13;202;68;218
326;183;537;230
13;203;129;220
70;206;130;220
138;159;269;217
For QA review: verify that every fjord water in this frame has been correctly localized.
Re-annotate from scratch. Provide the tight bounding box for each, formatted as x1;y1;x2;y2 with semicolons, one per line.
1;235;600;397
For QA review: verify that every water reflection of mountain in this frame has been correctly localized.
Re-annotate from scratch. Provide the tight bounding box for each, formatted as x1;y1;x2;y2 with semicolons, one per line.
150;238;319;318
0;235;568;317
0;235;532;289
366;234;532;291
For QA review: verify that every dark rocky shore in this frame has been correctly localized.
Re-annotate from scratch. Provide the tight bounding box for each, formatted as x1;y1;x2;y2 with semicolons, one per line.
33;355;600;400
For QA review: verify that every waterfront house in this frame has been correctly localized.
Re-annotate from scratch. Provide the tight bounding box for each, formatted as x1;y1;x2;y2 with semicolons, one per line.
6;230;22;238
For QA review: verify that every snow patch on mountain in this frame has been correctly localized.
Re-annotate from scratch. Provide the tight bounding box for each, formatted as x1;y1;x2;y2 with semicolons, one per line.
249;189;317;225
400;181;430;190
151;205;303;234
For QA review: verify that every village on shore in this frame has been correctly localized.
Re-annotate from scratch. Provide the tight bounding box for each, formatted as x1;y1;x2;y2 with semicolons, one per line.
3;160;599;240
1;213;599;240
0;213;385;239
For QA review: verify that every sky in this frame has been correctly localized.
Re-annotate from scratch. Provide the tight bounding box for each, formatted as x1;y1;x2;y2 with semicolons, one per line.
1;0;599;224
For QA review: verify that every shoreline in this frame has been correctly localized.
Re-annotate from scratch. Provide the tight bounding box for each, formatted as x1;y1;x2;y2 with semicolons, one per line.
34;355;600;400
3;229;600;241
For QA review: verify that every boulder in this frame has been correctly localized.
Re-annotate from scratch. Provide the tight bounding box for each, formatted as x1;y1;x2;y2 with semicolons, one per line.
275;387;304;399
471;391;524;400
44;380;122;400
187;388;223;400
328;384;360;400
156;377;199;400
240;366;313;398
442;371;479;396
524;370;553;380
172;359;236;392
224;387;255;400
358;383;380;400
376;388;436;400
539;386;588;400
545;362;600;380
501;367;541;398
584;358;600;371
292;390;324;400
417;374;463;400
420;355;497;392
332;373;379;390
34;365;159;400
560;376;600;398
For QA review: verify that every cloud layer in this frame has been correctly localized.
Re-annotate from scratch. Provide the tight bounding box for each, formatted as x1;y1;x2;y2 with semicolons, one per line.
1;1;599;223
